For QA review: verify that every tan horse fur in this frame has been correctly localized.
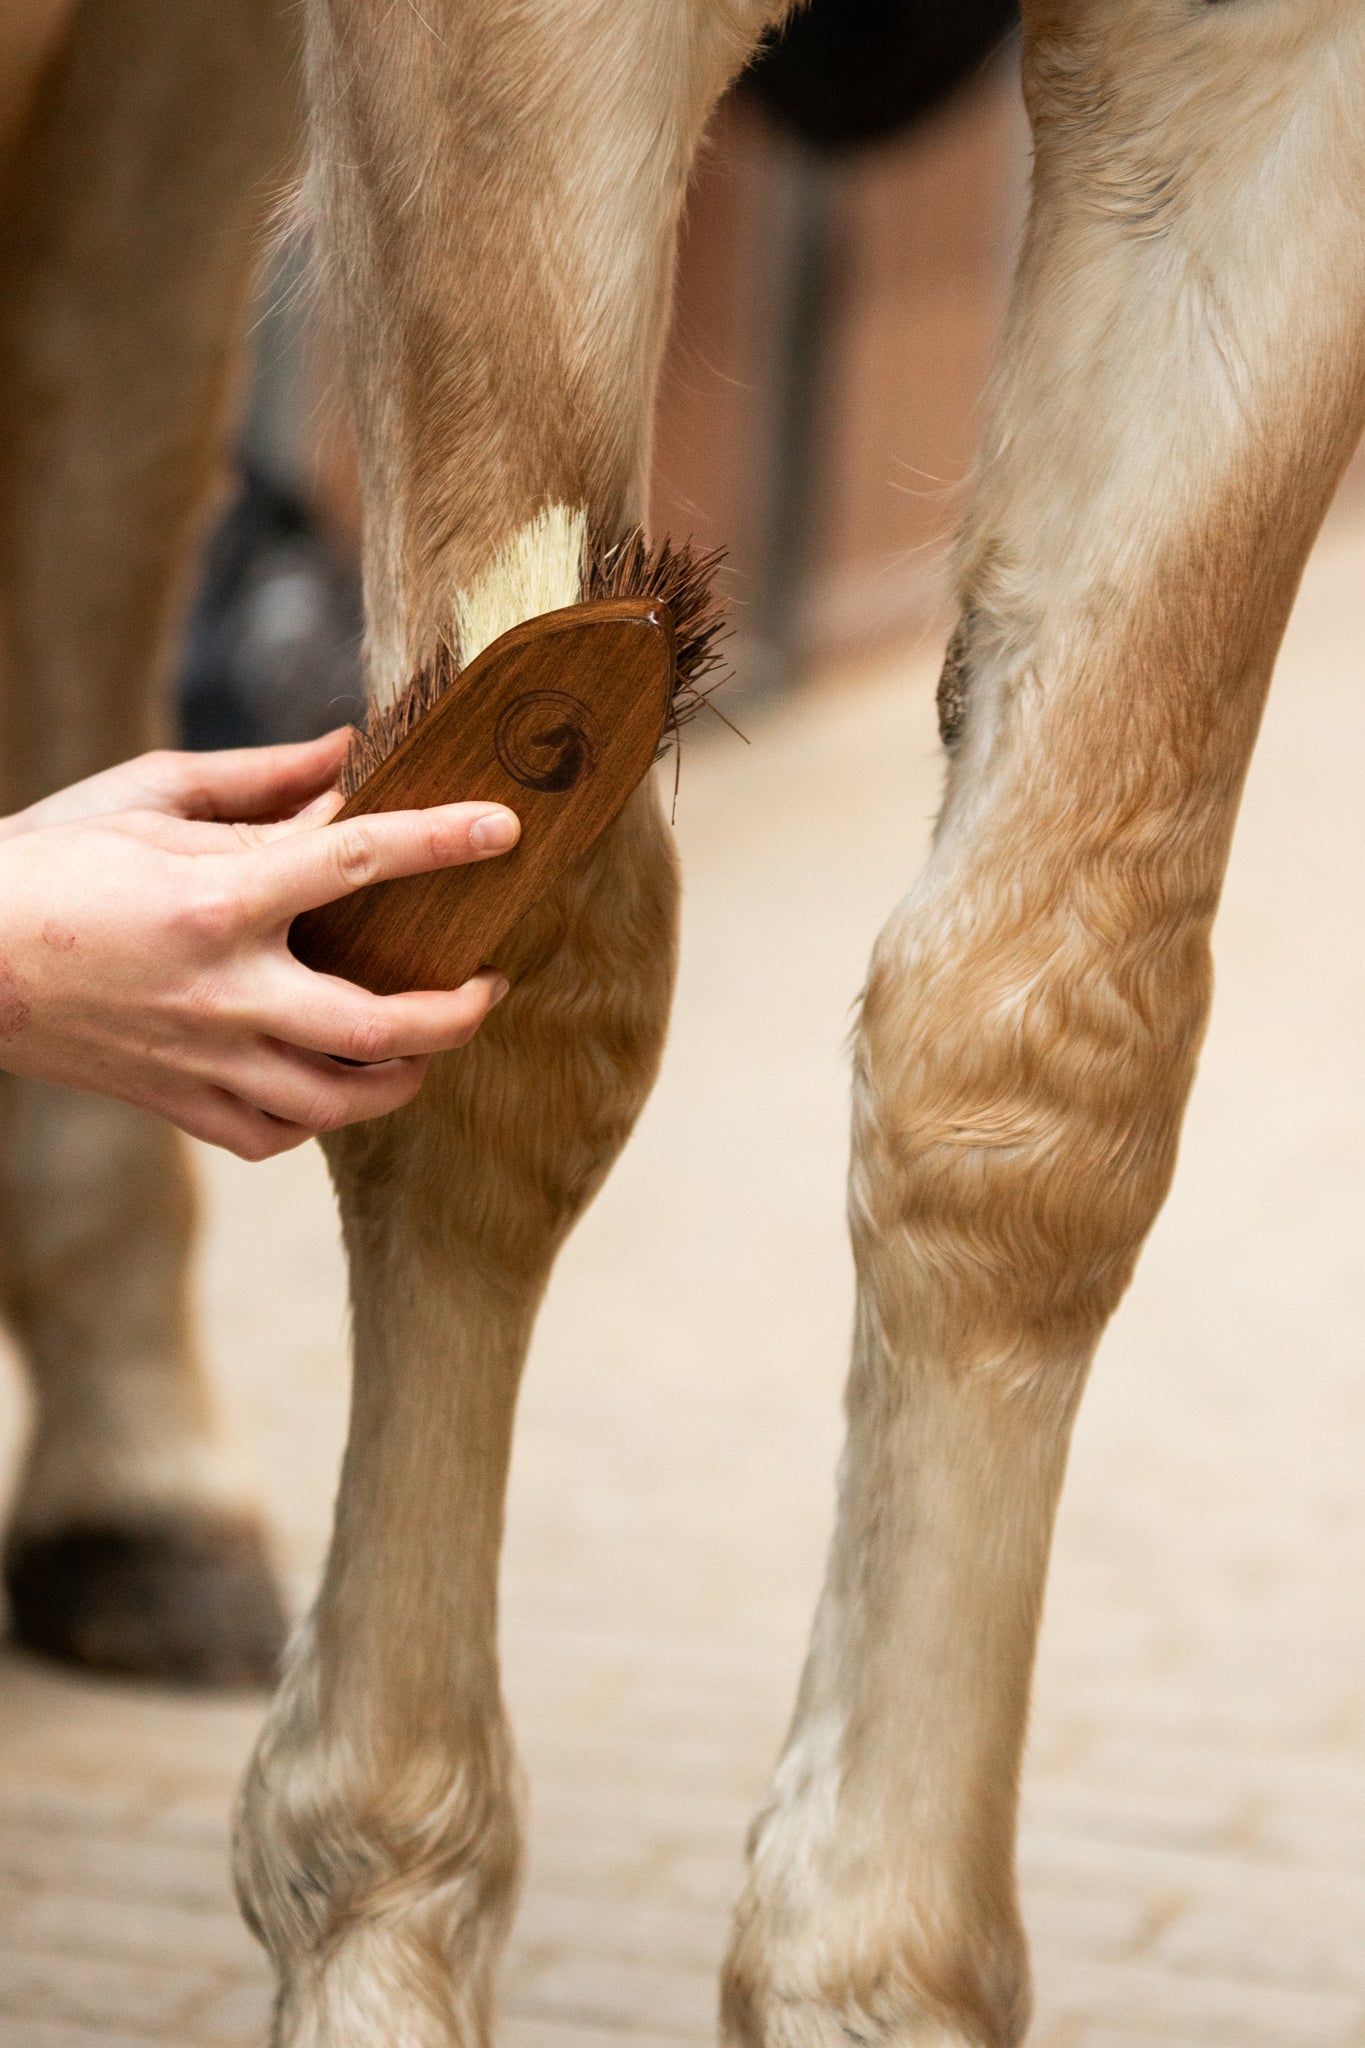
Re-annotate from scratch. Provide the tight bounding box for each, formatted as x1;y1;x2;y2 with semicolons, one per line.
4;1;1365;2042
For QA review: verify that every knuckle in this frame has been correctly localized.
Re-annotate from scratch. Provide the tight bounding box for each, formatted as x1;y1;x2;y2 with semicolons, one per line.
334;822;381;889
179;879;243;948
346;1012;395;1066
178;975;223;1032
303;1084;350;1135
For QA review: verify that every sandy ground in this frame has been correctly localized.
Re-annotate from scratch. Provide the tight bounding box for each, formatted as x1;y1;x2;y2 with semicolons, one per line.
1;510;1365;2046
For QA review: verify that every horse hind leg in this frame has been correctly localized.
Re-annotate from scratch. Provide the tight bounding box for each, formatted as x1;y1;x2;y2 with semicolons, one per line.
0;0;296;1684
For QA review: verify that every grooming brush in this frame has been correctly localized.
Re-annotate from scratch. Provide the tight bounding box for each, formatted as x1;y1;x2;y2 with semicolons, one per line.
289;521;725;997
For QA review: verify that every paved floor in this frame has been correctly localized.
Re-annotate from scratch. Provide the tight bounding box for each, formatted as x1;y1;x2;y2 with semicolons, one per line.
2;512;1365;2047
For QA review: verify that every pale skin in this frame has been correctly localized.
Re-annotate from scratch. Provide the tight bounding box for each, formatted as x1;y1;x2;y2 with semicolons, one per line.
0;729;520;1160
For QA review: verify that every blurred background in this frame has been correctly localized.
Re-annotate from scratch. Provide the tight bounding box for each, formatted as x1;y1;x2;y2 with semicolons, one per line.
7;10;1365;2048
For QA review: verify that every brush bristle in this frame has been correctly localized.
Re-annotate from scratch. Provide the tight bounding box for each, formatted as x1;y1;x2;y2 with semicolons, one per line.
339;523;729;801
339;647;458;798
585;529;729;741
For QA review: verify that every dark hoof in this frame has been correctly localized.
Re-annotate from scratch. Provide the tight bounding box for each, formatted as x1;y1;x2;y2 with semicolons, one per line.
4;1511;289;1689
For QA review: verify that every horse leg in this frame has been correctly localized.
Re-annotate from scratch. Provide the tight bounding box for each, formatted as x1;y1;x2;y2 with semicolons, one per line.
233;2;787;2039
0;0;296;1683
0;2;75;174
723;5;1365;2043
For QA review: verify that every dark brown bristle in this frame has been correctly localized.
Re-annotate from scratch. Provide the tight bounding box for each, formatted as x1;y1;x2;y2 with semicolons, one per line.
338;529;729;801
338;643;459;798
584;529;730;744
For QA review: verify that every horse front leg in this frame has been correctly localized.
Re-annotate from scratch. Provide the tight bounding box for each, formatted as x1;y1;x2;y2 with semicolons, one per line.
723;5;1365;2044
232;4;788;2041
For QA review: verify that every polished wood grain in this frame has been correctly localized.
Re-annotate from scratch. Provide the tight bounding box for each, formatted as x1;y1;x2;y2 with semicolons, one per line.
290;599;675;995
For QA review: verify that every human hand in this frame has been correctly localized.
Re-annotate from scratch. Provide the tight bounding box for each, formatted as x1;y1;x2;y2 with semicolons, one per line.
0;727;359;837
0;736;521;1160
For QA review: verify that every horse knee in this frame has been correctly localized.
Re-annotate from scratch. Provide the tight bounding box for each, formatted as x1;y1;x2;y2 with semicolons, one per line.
851;870;1214;1384
327;782;680;1280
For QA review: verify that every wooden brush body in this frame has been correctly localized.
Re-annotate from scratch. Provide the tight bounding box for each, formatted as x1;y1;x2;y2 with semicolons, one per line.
290;599;674;996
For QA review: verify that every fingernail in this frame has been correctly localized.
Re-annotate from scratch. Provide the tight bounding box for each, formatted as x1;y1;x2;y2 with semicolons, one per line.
295;791;343;825
470;809;519;853
488;975;511;1006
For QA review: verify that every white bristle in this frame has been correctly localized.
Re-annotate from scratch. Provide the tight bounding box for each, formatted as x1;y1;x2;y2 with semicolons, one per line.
338;517;729;800
453;503;588;668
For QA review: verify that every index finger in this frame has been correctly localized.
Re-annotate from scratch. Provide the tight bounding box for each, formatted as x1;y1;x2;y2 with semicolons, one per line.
240;802;521;922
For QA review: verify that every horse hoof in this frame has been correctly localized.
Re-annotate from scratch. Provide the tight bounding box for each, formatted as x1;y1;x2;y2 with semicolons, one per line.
3;1510;289;1689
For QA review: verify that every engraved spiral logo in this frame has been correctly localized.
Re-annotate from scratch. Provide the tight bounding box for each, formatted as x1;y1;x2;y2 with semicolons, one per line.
494;690;600;793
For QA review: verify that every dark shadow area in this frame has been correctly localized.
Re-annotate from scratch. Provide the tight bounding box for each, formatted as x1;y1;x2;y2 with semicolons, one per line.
177;464;364;751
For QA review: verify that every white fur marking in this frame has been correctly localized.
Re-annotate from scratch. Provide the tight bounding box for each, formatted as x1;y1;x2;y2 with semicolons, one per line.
452;502;588;667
